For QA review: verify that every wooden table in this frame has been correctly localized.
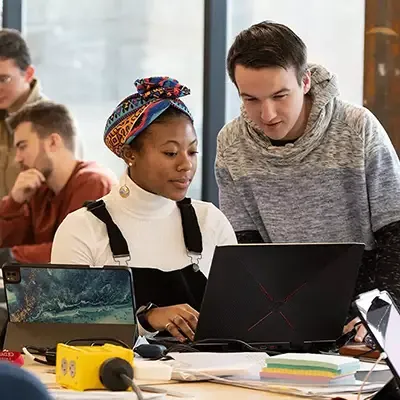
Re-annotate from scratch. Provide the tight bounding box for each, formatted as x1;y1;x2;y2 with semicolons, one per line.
25;362;369;400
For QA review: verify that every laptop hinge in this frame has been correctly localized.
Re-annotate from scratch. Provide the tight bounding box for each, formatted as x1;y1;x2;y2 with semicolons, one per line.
289;341;306;351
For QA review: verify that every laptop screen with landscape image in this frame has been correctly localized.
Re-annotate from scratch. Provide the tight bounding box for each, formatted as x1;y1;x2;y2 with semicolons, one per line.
2;264;137;350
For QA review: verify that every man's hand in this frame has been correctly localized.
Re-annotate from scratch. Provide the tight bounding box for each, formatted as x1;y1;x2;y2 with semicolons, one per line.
10;169;45;203
146;303;199;342
343;317;368;343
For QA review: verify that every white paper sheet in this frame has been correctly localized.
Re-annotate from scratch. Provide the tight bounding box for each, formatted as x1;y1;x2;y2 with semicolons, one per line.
50;389;165;400
167;351;267;381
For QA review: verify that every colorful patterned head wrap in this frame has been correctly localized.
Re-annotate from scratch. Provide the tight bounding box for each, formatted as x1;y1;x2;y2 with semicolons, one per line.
104;77;193;157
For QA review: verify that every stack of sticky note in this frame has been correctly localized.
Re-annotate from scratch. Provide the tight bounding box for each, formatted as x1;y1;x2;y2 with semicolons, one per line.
260;353;360;385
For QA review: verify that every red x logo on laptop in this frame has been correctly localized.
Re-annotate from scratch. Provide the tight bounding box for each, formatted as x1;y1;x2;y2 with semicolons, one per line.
247;273;307;332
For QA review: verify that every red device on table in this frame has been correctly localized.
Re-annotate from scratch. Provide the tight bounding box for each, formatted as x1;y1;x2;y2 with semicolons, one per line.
0;350;24;366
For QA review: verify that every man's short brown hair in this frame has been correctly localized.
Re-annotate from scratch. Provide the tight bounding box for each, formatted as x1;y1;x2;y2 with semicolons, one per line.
0;29;31;71
227;21;307;86
8;101;77;152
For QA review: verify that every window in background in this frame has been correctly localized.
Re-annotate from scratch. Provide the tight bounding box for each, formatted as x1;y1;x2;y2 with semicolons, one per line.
225;0;365;122
23;0;204;199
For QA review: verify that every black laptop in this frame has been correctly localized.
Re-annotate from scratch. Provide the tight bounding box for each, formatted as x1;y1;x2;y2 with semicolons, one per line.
194;243;364;352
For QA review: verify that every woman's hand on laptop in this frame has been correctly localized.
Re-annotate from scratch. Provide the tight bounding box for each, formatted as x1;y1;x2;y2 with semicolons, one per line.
343;317;368;343
145;303;199;342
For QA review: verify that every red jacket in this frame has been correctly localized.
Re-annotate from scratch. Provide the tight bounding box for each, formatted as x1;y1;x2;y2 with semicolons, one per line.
0;161;115;263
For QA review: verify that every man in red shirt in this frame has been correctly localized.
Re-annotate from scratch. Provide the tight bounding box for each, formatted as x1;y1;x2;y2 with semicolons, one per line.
0;100;116;264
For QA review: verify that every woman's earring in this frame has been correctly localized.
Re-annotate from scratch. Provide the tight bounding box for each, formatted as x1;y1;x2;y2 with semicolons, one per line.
119;184;130;198
119;166;131;198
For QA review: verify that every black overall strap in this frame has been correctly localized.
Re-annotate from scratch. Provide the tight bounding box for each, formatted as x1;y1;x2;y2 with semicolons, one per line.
84;198;203;258
84;200;130;262
176;198;203;254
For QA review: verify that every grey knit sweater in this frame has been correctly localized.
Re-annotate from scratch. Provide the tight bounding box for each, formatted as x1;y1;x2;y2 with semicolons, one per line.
216;64;400;300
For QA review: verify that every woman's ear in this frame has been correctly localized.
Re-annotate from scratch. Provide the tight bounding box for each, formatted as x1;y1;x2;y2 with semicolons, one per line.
121;145;135;167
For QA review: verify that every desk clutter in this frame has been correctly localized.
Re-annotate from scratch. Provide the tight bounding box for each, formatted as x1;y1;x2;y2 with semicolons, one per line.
0;342;392;399
160;350;388;396
0;251;397;398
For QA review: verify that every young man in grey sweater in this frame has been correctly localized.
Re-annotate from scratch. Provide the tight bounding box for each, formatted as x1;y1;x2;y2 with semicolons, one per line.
216;21;400;341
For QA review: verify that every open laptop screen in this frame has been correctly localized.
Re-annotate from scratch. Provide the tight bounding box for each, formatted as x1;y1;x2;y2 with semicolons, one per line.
3;264;136;325
354;289;400;381
2;264;138;351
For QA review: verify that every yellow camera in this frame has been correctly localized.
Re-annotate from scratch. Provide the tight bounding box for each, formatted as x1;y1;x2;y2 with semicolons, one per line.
55;343;134;391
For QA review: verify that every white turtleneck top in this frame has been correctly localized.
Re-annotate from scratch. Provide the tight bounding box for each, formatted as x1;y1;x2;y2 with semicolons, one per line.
51;173;237;277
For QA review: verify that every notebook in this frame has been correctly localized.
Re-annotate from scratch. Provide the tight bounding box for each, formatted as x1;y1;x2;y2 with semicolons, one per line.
260;353;360;385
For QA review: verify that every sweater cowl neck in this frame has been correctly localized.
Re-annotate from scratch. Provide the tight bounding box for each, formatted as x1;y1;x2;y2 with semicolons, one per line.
240;64;340;165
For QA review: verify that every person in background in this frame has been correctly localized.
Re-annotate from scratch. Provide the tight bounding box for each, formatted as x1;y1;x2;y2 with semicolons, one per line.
0;29;44;199
51;77;237;341
0;100;116;264
0;28;84;201
216;21;400;342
